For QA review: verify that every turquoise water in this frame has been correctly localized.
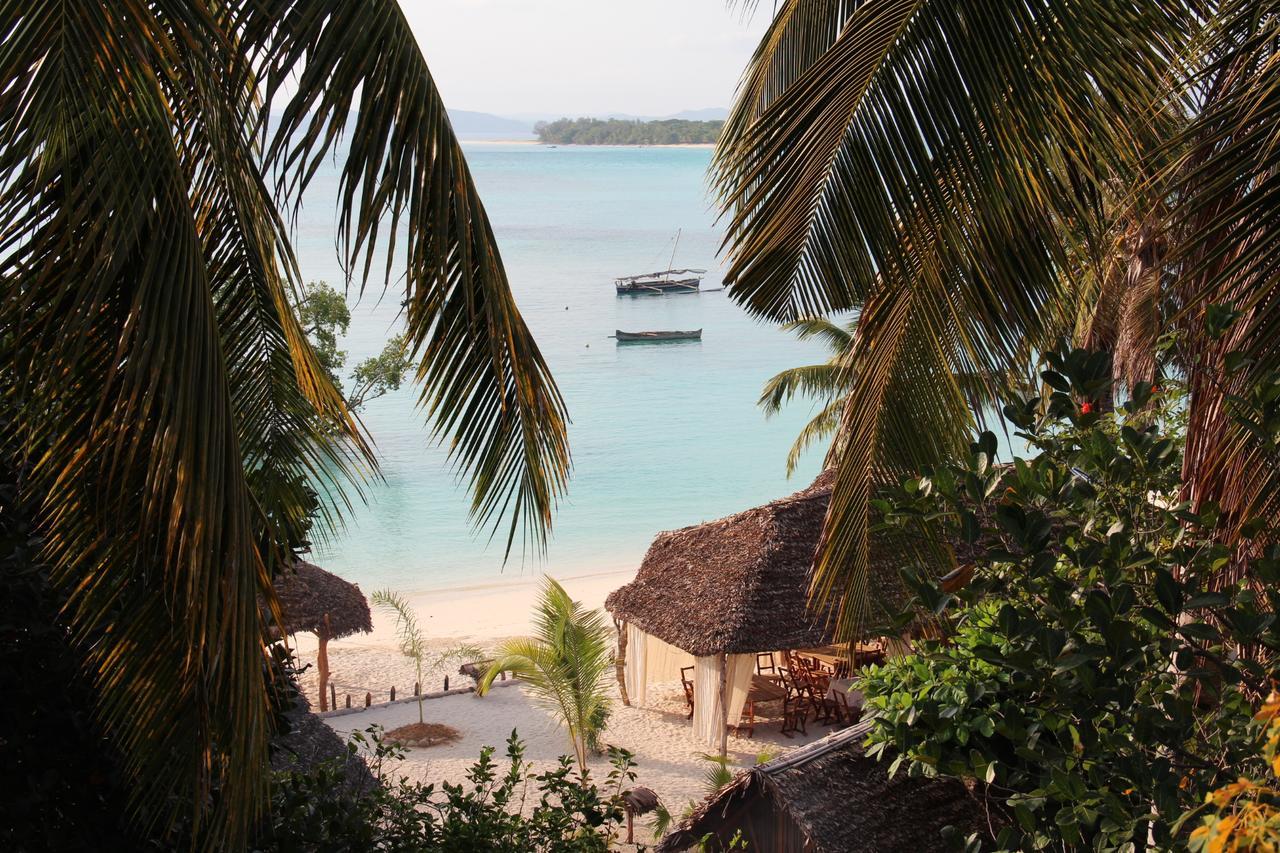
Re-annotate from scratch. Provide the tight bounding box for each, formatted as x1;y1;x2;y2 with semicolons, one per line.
302;144;825;591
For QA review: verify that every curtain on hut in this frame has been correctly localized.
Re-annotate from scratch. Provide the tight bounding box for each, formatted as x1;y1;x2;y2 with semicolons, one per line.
724;653;756;732
646;633;695;683
625;623;648;705
692;655;724;746
625;625;697;708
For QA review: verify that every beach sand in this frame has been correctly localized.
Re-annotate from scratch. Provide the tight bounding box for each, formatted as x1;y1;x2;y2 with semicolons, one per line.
324;679;828;847
291;567;635;708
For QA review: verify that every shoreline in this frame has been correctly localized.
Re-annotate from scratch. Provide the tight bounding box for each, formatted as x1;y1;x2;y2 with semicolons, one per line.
290;564;637;707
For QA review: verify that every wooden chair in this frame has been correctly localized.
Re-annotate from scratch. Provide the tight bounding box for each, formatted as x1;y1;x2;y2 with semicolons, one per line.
804;671;837;725
756;652;776;676
779;672;809;737
680;666;695;719
833;688;861;728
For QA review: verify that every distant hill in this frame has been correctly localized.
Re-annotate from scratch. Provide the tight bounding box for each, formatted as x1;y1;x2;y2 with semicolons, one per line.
447;110;534;139
534;117;722;145
665;107;729;121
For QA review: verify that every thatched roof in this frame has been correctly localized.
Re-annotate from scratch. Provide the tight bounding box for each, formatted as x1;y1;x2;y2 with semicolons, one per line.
658;724;997;852
606;471;916;656
272;560;372;640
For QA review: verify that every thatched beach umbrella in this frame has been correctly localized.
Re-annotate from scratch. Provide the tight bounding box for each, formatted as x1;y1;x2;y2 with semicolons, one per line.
272;561;372;711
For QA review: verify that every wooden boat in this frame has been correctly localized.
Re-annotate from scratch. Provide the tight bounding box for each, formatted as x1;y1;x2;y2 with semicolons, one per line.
615;229;706;294
614;329;702;342
614;270;705;293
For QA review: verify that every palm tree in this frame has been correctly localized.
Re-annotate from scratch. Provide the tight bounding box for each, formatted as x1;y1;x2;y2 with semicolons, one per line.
1;3;569;847
715;0;1280;640
759;318;856;475
478;578;614;775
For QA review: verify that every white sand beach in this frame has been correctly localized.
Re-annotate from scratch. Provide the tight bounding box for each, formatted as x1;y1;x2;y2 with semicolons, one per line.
291;568;636;708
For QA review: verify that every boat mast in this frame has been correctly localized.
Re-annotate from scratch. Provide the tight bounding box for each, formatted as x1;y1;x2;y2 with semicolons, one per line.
665;229;681;281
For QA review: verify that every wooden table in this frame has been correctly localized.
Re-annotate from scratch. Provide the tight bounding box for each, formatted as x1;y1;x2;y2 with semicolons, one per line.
748;674;786;703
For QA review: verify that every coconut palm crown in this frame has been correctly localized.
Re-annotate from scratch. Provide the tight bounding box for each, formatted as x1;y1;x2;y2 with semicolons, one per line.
1;2;569;847
479;577;614;774
717;0;1280;641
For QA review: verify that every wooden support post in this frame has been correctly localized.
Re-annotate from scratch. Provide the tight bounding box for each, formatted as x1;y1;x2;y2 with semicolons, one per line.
364;691;372;708
390;686;396;702
444;675;449;691
345;694;351;709
414;681;420;696
615;618;631;707
329;682;336;712
316;614;332;712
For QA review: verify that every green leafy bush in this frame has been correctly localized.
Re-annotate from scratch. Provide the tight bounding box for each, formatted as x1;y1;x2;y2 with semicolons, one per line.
259;726;638;852
861;348;1279;851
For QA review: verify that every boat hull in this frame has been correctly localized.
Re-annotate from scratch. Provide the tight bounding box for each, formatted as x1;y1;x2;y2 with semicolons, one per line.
614;277;702;294
615;329;702;342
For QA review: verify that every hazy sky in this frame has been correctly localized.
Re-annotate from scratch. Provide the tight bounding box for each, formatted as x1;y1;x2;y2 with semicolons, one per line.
406;1;771;117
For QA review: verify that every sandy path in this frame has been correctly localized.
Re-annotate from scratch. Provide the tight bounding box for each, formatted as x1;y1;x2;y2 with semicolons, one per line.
324;679;830;847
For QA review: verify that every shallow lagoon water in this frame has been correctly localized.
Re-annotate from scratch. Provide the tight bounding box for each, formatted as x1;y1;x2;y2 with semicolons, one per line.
302;144;825;591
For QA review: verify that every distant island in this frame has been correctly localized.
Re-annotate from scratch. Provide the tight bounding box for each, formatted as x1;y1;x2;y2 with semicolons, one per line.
534;117;722;145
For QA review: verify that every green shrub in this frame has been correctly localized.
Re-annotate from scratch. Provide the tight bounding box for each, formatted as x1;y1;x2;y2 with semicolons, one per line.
259;726;638;852
861;348;1279;850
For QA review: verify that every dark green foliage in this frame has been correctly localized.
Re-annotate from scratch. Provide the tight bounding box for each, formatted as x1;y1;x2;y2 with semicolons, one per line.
0;463;148;851
534;118;722;145
861;348;1279;851
260;728;638;852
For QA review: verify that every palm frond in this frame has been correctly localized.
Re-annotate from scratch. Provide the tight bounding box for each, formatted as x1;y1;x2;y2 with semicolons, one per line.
479;578;612;771
1167;0;1280;542
0;4;277;844
717;0;1194;634
243;0;570;557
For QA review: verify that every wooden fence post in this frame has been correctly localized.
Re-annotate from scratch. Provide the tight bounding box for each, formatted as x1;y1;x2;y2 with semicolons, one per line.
414;681;420;696
330;682;337;712
364;692;371;708
345;694;351;709
390;686;396;702
444;675;449;691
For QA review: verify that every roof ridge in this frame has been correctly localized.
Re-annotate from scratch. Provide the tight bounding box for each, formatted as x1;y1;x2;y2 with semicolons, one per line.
756;721;872;776
657;480;834;540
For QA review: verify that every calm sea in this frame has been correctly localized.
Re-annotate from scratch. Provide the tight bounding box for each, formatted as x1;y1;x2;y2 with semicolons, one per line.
300;143;825;592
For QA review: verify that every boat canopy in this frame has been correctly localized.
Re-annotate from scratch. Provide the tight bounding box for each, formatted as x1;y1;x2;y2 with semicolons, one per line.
615;268;708;284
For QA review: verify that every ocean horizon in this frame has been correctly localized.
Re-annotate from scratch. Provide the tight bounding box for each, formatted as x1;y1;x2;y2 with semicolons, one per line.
300;143;827;594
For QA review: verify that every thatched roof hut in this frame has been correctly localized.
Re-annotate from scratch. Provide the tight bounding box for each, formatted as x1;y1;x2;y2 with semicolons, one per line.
271;560;372;711
272;560;372;640
607;470;918;655
657;723;997;852
605;472;841;656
